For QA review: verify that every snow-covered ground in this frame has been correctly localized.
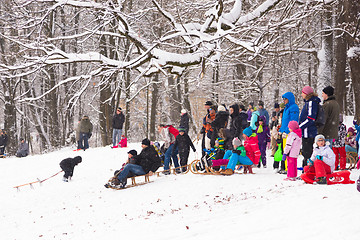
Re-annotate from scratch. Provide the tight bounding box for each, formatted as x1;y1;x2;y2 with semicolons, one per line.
1;141;360;240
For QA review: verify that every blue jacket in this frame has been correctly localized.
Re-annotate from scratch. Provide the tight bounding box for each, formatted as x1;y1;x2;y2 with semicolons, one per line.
299;95;321;138
279;92;299;134
258;108;270;126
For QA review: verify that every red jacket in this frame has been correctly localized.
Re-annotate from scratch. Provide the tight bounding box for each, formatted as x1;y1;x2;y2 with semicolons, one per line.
244;135;261;165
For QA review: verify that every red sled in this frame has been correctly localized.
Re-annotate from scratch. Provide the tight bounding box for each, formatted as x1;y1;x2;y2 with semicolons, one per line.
301;170;355;185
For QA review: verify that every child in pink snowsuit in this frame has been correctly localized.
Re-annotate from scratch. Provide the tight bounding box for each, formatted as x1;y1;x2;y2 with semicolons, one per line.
283;121;302;180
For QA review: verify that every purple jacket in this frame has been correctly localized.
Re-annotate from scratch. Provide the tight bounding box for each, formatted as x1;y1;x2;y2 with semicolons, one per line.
284;128;302;158
256;125;270;145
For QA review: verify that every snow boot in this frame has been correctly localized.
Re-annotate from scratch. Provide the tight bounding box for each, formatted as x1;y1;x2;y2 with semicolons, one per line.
316;177;327;185
221;168;234;176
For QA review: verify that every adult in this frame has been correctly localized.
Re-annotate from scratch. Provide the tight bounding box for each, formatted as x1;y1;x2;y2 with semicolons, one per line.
179;109;189;134
79;115;93;150
114;139;161;188
257;100;270;126
210;105;229;147
249;107;260;131
0;129;8;157
204;106;216;149
201;101;213;156
277;92;299;173
270;103;281;157
320;86;340;147
16;138;29;157
239;104;249;130
229;104;242;141
112;107;125;148
299;86;321;168
158;124;180;174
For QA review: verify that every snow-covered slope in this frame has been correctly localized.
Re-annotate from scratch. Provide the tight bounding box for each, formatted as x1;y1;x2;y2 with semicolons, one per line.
1;143;360;240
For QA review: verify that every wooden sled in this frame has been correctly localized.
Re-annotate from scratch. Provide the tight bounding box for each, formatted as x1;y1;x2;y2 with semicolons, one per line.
0;154;6;158
346;152;358;170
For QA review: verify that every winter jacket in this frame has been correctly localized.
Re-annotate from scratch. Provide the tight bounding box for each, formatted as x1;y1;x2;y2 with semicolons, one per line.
258;108;270;126
250;111;260;130
159;127;176;149
229;104;242;139
270;110;281;129
247;109;253;121
319;96;340;139
203;112;216;138
244;135;261;165
60;156;82;175
284;128;302;158
299;95;321;138
333;123;347;148
211;110;229;131
0;133;8;147
173;133;196;154
310;145;336;172
239;111;249;130
112;112;125;130
179;113;189;133
16;142;29;157
255;117;270;145
133;145;161;174
345;135;357;149
79;116;93;134
279;92;299;134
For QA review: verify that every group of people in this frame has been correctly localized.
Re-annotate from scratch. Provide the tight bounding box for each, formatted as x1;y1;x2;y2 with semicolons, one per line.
0;129;30;158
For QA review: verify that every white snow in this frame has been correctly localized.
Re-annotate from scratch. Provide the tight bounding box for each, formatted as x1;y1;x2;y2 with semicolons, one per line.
1;141;360;240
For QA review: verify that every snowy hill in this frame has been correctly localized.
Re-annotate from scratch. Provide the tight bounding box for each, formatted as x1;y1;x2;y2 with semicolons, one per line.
1;143;360;240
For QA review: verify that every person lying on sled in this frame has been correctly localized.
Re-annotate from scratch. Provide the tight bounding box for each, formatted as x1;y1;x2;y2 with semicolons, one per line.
112;138;161;188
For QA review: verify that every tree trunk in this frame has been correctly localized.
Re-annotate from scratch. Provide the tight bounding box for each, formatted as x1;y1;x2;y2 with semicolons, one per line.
149;74;159;141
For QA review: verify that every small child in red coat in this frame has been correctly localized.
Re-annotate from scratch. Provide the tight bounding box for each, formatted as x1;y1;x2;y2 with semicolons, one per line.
119;135;127;148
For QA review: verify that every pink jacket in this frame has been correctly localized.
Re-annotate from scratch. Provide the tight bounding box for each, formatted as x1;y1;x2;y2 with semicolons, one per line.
244;135;261;165
284;129;302;158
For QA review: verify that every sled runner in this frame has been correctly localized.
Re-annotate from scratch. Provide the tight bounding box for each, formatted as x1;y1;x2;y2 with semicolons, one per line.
13;170;63;191
346;152;358;170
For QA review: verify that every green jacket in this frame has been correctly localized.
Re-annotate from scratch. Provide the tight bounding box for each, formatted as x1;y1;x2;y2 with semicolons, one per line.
319;96;340;139
79;117;93;134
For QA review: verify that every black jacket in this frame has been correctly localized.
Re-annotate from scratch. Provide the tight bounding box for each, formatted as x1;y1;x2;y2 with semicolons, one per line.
0;134;8;147
229;104;242;139
239;111;249;130
173;133;196;153
179;113;189;133
112;112;125;130
59;156;82;173
211;111;229;131
134;145;161;173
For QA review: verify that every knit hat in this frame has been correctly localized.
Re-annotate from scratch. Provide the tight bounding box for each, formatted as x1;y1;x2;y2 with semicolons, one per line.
243;127;253;137
181;109;187;114
205;101;213;106
274;103;280;108
215;138;224;147
218;105;226;112
232;137;242;147
141;138;151;146
288;121;299;130
314;134;325;144
178;127;186;132
128;150;137;156
323;86;334;96
348;127;355;134
302;86;314;95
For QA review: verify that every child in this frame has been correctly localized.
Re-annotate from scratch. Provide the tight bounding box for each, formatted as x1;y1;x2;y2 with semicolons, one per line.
114;150;138;176
59;156;82;182
345;127;357;153
173;128;196;172
119;135;128;148
301;134;335;184
282;121;302;181
332;116;347;170
243;126;261;167
255;116;270;168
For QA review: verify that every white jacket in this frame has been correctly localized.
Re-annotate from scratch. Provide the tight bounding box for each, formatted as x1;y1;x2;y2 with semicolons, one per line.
310;145;336;172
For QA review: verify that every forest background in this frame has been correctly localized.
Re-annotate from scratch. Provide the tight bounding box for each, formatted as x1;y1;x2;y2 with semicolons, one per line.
0;0;359;155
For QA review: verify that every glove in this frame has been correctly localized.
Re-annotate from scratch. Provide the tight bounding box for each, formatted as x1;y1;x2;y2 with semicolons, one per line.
232;149;242;155
307;159;314;166
316;155;323;161
282;154;287;162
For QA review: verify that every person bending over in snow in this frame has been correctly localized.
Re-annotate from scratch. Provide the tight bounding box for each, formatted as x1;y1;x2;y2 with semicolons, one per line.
302;134;335;184
111;139;161;189
59;156;82;182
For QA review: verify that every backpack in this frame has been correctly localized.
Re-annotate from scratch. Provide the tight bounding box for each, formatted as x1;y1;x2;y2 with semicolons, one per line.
315;104;325;129
165;125;179;138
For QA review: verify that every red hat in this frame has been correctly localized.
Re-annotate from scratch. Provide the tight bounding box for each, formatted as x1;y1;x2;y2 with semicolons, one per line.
302;86;314;95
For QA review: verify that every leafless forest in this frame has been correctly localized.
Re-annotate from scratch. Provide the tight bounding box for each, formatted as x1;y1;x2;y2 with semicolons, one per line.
0;0;359;155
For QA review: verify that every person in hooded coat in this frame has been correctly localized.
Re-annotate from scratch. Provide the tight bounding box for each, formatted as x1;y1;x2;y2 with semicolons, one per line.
179;109;190;134
229;104;242;140
210;105;229;147
60;156;82;182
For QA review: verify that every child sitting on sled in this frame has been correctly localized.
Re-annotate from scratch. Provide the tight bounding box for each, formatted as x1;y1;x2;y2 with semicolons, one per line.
113;150;138;176
59;156;82;182
301;134;335;184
